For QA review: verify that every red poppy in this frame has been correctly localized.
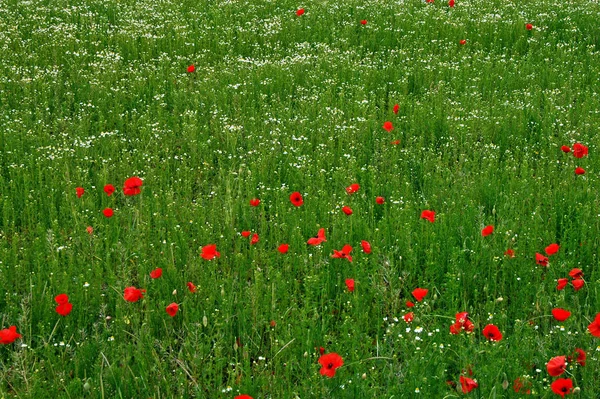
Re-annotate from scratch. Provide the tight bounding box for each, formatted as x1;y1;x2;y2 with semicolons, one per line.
241;231;251;238
55;294;73;317
166;303;179;317
588;313;600;336
546;355;566;377
201;244;220;260
187;65;195;73
150;268;162;279
459;376;478;394
345;279;355;292
569;268;583;279
290;192;303;206
535;253;548;266
525;23;533;30
342;206;353;215
104;184;115;196
420;210;435;223
382;121;394;132
86;226;93;235
556;278;568;290
319;347;325;355
550;378;573;397
318;353;343;378
235;396;253;399
361;240;372;254
270;320;276;327
504;249;515;258
482;324;503;341
250;233;259;245
332;245;353;262
0;326;21;345
552;308;571;321
376;196;385;204
412;288;428;302
545;243;560;255
393;104;399;114
451;312;474;334
123;176;143;196
406;300;415;308
570;348;586;366
459;39;466;45
426;0;434;3
561;145;571;153
360;19;367;25
187;282;197;293
123;286;145;302
513;377;532;394
403;312;414;323
572;143;588;158
391;139;401;145
249;198;260;207
278;244;289;254
76;187;84;198
571;278;584;291
448;0;455;7
575;167;585;175
481;225;494;237
103;208;114;218
346;183;360;194
307;228;326;246
296;8;305;16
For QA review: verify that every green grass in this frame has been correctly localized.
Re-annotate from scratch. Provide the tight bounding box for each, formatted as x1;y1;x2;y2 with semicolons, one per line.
0;0;600;397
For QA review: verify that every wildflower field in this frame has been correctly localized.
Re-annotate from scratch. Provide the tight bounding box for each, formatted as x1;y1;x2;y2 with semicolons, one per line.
1;0;600;397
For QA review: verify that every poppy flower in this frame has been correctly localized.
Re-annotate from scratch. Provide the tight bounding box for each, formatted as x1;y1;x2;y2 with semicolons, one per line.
103;208;114;218
187;64;195;73
481;225;494;237
556;278;568;290
552;308;571;321
150;268;162;279
546;355;566;377
545;243;560;255
525;23;533;30
561;145;571;153
250;233;259;245
123;176;143;196
342;206;353;215
201;244;220;260
569;268;583;279
572;143;588;158
382;121;394;132
448;0;455;7
187;282;197;293
412;288;428;302
241;231;251;238
0;326;21;345
575;167;585;175
345;279;355;292
406;301;415;308
459;376;478;394
55;294;73;317
104;184;115;196
571;278;584;291
123;287;145;302
403;312;414;323
318;353;343;378
550;378;573;397
360;19;367;25
361;240;372;254
319;347;325;355
574;348;586;366
451;312;474;334
346;183;360;194
296;8;305;16
535;253;548;266
459;39;466;45
391;139;401;145
588;313;600;336
420;210;435;223
482;324;503;341
166;303;179;317
376;196;385;204
290;192;303;207
393;104;399;114
278;244;289;254
86;226;93;235
249;198;260;207
504;249;515;258
332;245;353;262
235;396;253;399
76;187;84;198
307;228;326;246
513;377;532;394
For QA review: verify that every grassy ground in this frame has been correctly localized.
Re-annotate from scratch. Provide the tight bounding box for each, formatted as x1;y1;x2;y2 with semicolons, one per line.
1;0;600;397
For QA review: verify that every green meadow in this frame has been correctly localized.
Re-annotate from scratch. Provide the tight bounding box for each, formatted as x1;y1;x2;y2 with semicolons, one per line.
0;0;600;397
